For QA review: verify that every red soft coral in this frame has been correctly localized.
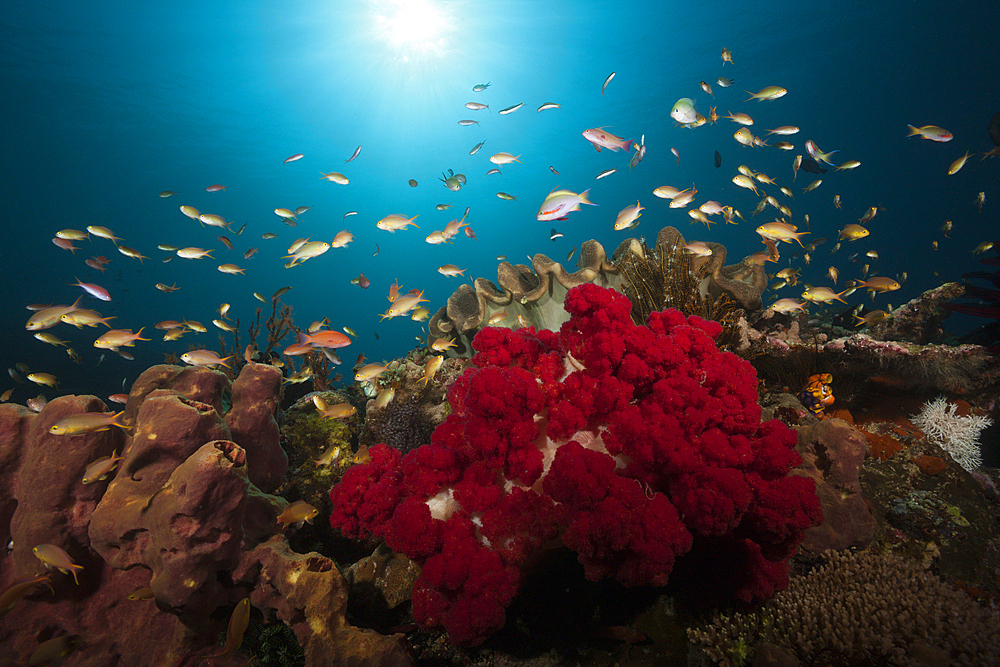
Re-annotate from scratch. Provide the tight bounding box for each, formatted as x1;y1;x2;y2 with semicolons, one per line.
328;443;403;540
412;515;522;646
545;441;692;586
329;282;822;646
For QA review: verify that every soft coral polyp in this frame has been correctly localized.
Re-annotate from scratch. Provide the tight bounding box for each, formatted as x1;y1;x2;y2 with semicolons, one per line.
330;283;822;645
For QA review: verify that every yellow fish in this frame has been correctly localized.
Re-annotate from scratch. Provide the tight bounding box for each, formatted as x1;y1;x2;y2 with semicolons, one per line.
947;151;972;175
276;501;318;528
756;222;809;247
82;449;126;484
33;544;84;585
421;356;444;386
768;298;808;313
854;277;901;294
317;402;356;420
208;598;251;661
27;373;58;388
745;86;786;101
837;224;870;242
0;575;52;616
355;363;388;382
376;214;420;232
802;287;849;304
50;411;127;436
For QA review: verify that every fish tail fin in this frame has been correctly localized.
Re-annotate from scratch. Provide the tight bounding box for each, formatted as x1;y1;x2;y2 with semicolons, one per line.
906;124;920;136
136;328;150;341
744;91;755;102
220;356;233;369
578;189;597;206
111;411;129;429
622;140;634;153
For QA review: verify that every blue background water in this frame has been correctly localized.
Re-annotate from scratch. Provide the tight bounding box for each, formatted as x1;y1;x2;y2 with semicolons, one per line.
2;0;997;401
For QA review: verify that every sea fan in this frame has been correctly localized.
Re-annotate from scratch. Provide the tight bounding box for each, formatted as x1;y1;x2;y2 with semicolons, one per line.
911;396;993;471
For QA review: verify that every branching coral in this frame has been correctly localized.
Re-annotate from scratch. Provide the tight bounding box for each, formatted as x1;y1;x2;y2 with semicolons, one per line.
330;283;821;646
689;549;1000;666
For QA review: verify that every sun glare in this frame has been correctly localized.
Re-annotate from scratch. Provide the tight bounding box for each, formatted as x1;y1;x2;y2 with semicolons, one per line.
373;0;450;58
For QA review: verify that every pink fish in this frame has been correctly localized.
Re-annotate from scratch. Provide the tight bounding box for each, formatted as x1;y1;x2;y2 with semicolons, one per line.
70;277;111;301
805;140;839;166
464;226;477;240
283;153;305;164
536;188;597;222
205;184;227;192
52;238;78;253
581;128;634;153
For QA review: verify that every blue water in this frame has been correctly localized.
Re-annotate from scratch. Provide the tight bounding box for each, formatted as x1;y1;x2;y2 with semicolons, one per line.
2;0;997;400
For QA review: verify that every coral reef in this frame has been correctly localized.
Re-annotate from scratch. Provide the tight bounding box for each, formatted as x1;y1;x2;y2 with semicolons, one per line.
0;363;410;667
910;396;993;471
277;389;360;508
330;282;821;646
363;391;437;455
688;549;1000;666
750;282;1000;398
611;226;753;350
867;281;964;344
428;238;622;356
428;225;766;357
820;333;1000;394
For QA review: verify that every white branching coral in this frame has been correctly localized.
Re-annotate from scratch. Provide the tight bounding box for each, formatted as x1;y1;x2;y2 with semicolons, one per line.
911;396;992;471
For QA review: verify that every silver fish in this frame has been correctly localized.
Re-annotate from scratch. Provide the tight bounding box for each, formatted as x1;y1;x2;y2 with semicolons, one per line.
498;102;524;115
602;72;615;95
